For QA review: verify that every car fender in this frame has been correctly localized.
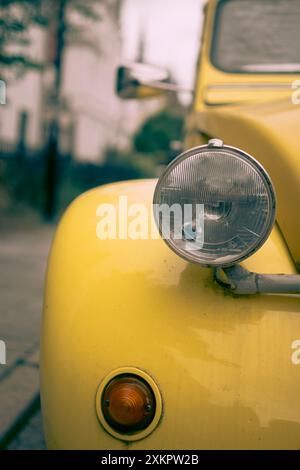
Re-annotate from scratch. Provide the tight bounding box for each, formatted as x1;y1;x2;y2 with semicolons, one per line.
41;179;300;449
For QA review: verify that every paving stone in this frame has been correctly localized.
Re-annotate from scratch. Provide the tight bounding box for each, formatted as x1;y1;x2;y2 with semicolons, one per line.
0;210;54;447
25;349;40;368
0;364;39;442
7;409;46;450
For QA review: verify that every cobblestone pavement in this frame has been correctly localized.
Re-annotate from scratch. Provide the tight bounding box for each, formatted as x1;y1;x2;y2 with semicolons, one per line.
0;207;54;449
7;409;46;450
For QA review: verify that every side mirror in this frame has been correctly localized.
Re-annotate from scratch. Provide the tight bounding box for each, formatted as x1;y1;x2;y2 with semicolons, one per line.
116;63;190;100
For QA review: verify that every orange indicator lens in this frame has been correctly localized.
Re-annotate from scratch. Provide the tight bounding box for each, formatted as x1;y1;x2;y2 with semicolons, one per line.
101;374;156;433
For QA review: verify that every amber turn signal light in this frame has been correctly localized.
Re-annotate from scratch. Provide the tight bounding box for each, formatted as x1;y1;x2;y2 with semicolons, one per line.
101;374;156;433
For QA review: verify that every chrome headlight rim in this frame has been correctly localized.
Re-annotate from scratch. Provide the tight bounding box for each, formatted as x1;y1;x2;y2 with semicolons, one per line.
153;142;277;268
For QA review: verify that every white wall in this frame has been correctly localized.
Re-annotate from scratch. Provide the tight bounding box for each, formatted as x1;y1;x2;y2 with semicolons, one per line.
0;27;45;149
0;0;203;162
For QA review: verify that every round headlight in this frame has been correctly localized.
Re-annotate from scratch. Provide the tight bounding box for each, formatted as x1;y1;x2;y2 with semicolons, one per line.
153;141;276;267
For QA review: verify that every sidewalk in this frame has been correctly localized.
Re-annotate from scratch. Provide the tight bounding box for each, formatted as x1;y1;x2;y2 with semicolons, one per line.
0;206;54;447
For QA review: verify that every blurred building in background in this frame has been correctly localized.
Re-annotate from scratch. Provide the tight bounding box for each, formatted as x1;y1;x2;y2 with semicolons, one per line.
0;0;201;217
0;0;166;163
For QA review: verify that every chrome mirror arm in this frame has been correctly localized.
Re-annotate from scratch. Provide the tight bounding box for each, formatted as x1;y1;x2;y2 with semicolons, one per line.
141;80;193;94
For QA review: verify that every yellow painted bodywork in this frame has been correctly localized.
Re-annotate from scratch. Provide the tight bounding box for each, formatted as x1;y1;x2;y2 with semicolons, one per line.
41;0;300;449
41;180;300;450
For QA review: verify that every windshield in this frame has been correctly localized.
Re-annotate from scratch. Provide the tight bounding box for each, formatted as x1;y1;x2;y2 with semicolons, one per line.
211;0;300;73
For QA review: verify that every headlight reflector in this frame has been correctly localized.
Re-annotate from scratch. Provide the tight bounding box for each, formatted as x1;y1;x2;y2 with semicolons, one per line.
153;141;276;267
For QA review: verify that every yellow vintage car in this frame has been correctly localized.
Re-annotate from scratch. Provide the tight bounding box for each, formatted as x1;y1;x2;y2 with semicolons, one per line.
41;0;300;450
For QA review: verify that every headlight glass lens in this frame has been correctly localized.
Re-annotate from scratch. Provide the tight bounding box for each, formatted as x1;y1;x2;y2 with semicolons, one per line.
153;143;276;267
